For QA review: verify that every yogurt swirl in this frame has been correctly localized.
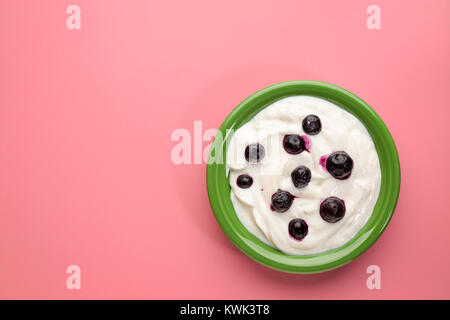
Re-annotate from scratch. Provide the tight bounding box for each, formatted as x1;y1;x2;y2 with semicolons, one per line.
226;96;381;255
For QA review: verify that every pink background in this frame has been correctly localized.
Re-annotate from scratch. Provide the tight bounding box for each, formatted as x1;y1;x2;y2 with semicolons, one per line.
0;0;449;299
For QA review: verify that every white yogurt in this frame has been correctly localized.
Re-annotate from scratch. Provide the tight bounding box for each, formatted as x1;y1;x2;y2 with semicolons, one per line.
226;96;381;255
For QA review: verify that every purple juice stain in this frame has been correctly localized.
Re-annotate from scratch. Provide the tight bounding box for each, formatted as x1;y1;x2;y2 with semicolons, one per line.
319;155;329;171
302;135;312;152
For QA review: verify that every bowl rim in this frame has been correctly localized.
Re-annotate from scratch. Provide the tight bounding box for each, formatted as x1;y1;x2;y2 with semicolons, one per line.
206;80;401;274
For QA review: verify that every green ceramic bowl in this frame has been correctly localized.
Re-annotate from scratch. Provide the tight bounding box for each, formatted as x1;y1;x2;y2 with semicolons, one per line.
206;80;400;274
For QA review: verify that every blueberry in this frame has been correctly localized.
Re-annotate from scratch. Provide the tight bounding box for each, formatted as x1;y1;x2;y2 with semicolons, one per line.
288;219;308;241
245;143;265;163
236;174;253;189
302;114;322;135
283;135;305;154
291;166;311;188
271;190;294;213
320;197;345;223
326;151;354;180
